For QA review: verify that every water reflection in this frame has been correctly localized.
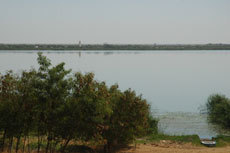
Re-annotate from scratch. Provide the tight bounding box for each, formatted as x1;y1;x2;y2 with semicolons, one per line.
157;112;216;138
157;112;230;138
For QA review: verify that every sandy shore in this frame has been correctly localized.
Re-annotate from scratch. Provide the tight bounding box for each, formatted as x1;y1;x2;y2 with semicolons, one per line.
118;141;230;153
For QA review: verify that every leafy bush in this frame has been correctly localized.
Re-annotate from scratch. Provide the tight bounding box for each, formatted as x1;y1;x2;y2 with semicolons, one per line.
206;94;230;129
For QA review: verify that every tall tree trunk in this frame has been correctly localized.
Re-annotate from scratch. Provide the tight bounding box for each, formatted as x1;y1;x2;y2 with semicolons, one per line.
37;130;41;153
8;137;13;153
22;136;26;153
28;135;31;153
15;136;21;153
104;141;111;153
103;144;107;153
52;139;59;153
1;129;6;152
49;140;52;153
45;135;50;153
61;138;70;153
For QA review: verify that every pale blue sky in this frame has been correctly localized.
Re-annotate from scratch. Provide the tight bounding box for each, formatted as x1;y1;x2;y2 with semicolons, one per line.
0;0;230;44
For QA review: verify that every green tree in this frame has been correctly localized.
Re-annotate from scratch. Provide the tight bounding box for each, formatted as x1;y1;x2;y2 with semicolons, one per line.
0;53;158;153
206;94;230;129
102;87;154;152
35;53;72;153
0;71;21;152
17;70;38;153
71;72;112;141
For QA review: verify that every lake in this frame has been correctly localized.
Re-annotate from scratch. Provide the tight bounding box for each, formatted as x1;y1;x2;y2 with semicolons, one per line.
1;50;230;138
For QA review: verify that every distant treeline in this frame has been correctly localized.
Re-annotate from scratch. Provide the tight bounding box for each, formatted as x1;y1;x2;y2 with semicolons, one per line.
1;44;230;50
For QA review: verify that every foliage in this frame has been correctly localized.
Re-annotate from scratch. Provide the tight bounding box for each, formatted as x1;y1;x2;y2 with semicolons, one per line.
215;135;230;147
102;88;152;146
134;134;201;146
206;94;230;129
0;53;157;153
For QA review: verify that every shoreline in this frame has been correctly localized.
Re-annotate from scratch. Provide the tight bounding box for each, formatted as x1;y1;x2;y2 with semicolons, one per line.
1;44;230;50
117;135;230;153
118;143;230;153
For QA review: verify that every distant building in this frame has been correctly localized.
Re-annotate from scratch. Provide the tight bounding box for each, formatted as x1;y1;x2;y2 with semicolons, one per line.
79;41;82;48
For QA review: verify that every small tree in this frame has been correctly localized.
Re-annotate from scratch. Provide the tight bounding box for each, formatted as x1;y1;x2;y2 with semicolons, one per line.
0;71;21;152
206;94;230;129
17;70;38;153
71;72;112;141
102;87;153;152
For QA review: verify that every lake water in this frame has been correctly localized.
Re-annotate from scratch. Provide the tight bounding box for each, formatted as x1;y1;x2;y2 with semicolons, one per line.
1;50;230;138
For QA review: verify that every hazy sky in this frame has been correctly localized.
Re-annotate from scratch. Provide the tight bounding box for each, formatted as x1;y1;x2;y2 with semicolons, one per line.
0;0;230;44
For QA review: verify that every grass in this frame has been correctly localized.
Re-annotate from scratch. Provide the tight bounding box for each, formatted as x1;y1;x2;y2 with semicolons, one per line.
135;134;201;146
136;133;230;148
214;135;230;147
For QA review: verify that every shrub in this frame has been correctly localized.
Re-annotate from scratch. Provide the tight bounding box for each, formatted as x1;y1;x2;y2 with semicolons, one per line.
206;94;230;129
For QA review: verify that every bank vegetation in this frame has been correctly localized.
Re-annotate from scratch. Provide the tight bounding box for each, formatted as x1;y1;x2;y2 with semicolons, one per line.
0;53;157;153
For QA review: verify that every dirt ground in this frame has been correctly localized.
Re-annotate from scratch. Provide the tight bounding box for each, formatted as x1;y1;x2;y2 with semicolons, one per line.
117;141;230;153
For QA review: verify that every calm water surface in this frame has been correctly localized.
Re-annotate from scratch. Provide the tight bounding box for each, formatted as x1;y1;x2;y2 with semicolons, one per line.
1;50;230;138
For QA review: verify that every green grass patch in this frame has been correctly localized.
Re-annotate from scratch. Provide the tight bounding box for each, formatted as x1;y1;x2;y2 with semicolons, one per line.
136;134;230;147
136;134;201;146
214;135;230;147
